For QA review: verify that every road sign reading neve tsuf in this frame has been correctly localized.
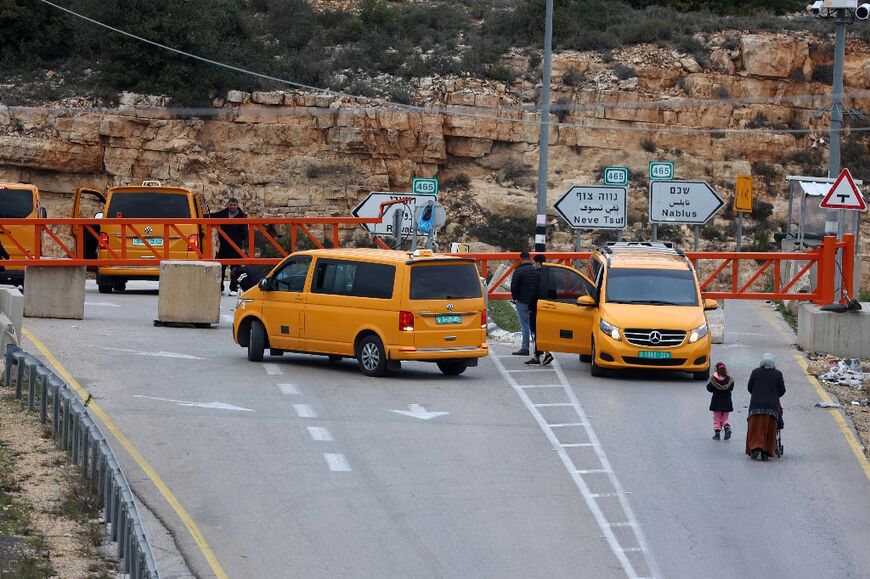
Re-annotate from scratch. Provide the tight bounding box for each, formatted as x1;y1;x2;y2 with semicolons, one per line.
351;192;436;235
554;186;627;230
649;181;724;224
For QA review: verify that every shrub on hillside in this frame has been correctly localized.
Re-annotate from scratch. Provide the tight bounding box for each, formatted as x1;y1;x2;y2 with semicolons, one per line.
468;211;535;251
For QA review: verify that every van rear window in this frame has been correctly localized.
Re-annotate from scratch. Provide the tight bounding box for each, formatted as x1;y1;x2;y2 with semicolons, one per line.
410;263;482;300
0;189;35;218
106;192;191;218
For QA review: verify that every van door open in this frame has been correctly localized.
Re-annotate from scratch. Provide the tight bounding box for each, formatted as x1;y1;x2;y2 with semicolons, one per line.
71;187;106;260
535;264;597;355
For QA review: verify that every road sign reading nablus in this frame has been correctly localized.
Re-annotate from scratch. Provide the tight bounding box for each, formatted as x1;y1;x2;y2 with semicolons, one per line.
352;192;436;235
554;186;627;230
649;180;724;225
411;178;438;196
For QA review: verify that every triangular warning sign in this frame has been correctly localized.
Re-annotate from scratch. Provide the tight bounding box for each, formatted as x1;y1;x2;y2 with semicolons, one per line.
820;168;866;211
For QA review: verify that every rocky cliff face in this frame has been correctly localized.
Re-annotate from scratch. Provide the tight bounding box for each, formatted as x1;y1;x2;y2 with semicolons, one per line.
0;32;868;274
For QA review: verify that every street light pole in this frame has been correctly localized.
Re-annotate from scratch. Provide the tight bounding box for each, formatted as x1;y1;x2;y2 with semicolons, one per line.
534;0;554;253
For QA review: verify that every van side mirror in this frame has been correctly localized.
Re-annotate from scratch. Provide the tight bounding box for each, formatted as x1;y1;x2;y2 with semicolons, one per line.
258;278;272;291
704;298;718;311
577;295;595;307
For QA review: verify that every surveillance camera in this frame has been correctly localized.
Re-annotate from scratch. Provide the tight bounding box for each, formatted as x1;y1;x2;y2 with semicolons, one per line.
807;0;824;13
857;3;870;19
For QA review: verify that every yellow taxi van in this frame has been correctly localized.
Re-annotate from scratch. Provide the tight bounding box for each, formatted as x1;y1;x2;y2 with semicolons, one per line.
233;248;489;376
535;242;717;380
73;181;207;293
0;182;47;286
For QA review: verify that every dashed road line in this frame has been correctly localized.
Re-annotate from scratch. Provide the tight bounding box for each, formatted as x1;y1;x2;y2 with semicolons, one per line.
324;453;351;472
277;383;299;395
491;350;658;579
263;363;282;375
308;427;333;442
293;404;317;418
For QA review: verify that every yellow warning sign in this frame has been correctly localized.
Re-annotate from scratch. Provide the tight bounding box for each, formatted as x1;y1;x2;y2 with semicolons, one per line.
735;175;753;213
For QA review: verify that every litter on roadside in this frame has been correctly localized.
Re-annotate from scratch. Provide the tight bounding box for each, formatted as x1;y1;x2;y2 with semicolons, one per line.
818;359;865;389
815;402;844;409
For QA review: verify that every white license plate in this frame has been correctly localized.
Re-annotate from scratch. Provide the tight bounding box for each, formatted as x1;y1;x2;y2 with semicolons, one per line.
132;237;164;246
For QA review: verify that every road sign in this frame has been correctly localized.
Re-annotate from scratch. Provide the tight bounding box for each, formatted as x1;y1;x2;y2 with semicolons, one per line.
603;166;629;186
351;192;436;235
649;161;674;180
649;180;724;224
554;185;627;230
820;168;866;210
735;175;753;212
411;178;439;196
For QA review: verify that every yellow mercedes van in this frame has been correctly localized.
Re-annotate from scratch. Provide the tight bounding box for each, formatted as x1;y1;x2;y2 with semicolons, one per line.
535;242;717;380
73;182;207;293
0;183;46;286
233;248;489;376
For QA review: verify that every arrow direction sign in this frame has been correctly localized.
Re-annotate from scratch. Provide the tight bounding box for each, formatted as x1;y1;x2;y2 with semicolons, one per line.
134;395;254;412
554;185;627;230
649;180;724;225
351;192;436;235
389;404;450;421
820;168;866;211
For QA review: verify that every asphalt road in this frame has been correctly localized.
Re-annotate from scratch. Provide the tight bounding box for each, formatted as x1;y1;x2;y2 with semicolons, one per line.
21;282;870;579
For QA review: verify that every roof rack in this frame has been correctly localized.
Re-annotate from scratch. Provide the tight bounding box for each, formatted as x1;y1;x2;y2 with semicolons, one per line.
600;241;687;259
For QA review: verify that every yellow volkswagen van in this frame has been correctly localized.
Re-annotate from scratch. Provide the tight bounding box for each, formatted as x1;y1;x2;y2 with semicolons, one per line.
233;248;489;376
0;183;46;286
73;182;207;293
535;242;717;380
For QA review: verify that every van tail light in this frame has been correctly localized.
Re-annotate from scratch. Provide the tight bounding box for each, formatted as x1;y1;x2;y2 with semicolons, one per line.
481;309;487;328
187;234;199;250
98;233;109;249
399;311;414;332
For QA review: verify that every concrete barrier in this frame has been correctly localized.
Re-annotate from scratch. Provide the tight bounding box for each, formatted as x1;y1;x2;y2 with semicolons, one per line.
0;286;23;334
157;261;220;325
706;301;725;344
23;265;86;319
797;302;870;358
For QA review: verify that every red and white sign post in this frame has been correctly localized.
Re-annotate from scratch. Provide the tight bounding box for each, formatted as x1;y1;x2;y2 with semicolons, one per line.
819;168;865;303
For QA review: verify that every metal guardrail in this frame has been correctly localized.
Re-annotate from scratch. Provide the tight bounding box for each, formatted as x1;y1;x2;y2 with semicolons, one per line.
3;344;158;579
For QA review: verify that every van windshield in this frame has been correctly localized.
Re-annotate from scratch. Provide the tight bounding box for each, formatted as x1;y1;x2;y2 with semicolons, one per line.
410;263;482;300
106;192;191;218
605;267;698;306
0;188;35;218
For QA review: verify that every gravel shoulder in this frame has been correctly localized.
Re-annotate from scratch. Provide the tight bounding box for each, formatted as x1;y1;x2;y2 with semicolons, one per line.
806;356;870;459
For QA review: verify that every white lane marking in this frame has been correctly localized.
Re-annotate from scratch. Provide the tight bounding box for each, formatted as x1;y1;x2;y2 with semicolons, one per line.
221;314;234;324
575;469;608;474
533;403;574;407
506;369;556;373
308;427;333;442
520;384;564;389
324;453;351;472
277;383;299;395
562;443;596;448
263;364;282;375
491;351;658;579
100;347;205;360
133;395;254;412
293;404;317;418
548;423;586;428
85;301;121;307
389;404;449;421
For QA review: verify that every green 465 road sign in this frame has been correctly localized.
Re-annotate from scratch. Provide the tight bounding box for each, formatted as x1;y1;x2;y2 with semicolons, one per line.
649;161;674;180
412;178;439;195
604;166;629;186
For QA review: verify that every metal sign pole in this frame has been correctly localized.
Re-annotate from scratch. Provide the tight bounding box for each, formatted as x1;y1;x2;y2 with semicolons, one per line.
736;212;743;252
693;225;700;251
652;223;658;241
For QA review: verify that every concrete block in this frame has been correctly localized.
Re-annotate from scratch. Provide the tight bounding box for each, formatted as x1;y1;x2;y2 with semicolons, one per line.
157;261;220;325
797;302;870;358
706;301;725;344
0;313;19;351
23;265;85;319
0;286;23;335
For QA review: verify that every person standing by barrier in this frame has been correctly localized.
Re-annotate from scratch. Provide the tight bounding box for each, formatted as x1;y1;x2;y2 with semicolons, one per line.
510;250;536;356
746;353;786;461
525;255;554;366
209;197;247;294
707;362;734;440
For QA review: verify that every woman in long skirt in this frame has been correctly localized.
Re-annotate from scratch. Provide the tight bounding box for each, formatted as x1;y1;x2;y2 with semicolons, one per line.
746;353;786;461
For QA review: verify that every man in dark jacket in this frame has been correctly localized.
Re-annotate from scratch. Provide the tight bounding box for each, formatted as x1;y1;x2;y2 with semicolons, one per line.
209;197;248;294
510;250;536;355
525;255;554;366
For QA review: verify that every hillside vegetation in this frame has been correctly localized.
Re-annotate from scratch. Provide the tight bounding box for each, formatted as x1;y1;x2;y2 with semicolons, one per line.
1;0;855;105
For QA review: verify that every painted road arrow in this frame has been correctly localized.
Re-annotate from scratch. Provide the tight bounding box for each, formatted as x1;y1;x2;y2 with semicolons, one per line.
389;404;450;420
649;180;724;225
134;395;254;412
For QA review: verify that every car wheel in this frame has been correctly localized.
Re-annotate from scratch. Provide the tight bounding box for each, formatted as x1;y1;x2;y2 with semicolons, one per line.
96;275;112;294
693;367;710;381
248;320;265;362
357;335;387;377
437;360;468;376
590;338;607;378
112;279;126;292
